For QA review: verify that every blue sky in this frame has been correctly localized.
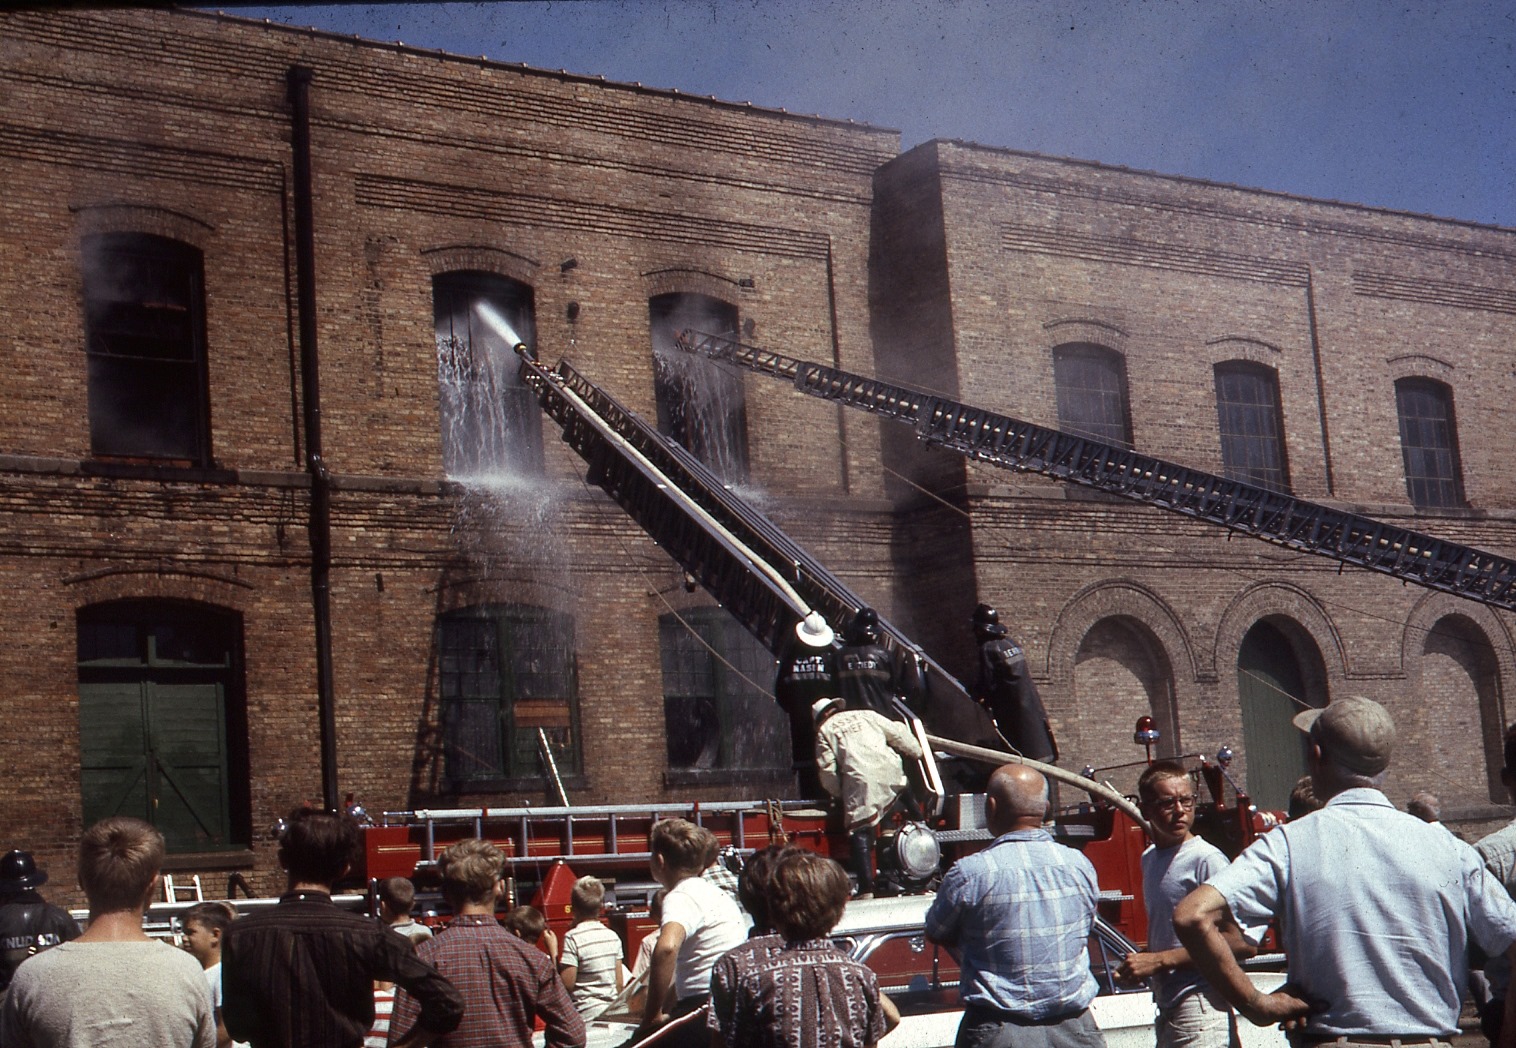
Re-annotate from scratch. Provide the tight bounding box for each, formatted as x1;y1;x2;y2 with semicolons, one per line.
228;1;1516;229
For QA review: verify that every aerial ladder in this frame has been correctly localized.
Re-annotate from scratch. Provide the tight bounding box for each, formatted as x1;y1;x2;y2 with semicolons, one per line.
674;330;1516;613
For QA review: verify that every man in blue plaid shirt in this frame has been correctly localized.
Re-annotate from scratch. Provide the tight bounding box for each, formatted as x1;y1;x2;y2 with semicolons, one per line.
925;764;1107;1048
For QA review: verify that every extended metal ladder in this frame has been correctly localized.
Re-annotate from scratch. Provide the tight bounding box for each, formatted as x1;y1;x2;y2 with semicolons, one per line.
675;330;1516;613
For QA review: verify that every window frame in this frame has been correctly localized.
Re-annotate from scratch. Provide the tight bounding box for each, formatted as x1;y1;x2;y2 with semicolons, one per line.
76;600;249;854
1052;343;1133;449
648;293;751;484
1394;377;1466;510
436;604;582;792
658;607;789;783
1213;361;1291;493
81;233;212;466
433;270;543;479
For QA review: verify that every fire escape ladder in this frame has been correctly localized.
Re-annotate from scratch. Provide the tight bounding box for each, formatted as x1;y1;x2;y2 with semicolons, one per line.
675;329;1516;613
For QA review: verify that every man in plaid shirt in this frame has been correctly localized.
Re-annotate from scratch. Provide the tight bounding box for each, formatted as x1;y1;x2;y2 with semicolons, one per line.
389;840;584;1048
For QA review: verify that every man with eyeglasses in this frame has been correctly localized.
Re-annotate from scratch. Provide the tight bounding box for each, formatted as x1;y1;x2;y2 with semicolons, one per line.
1117;762;1253;1048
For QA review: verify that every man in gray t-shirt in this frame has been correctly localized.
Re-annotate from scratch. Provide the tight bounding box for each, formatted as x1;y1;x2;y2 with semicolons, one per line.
1117;762;1251;1048
0;817;215;1048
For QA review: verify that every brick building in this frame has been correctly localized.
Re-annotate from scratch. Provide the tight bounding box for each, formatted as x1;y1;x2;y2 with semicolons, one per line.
1;8;1512;900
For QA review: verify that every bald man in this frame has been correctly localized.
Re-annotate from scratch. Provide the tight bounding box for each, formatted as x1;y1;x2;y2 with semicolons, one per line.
924;765;1106;1048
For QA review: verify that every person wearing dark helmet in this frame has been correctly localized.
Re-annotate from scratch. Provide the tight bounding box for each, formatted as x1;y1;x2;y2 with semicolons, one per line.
774;612;840;796
835;607;922;717
971;603;1058;762
0;850;79;999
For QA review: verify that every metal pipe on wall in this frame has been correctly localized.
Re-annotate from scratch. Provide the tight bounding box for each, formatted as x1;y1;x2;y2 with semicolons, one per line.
287;65;340;813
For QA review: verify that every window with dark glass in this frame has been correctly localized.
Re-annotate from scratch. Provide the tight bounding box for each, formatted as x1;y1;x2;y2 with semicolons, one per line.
82;234;211;464
1053;343;1132;447
1395;378;1465;509
437;605;580;788
1214;362;1290;492
659;608;786;773
76;601;248;852
434;271;542;478
649;294;749;483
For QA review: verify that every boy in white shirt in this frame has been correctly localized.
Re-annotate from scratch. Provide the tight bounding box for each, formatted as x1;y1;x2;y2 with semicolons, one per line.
638;820;746;1048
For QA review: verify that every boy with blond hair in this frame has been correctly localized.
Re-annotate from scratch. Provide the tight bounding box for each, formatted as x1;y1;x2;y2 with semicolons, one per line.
389;838;584;1048
1;816;216;1047
559;875;624;1019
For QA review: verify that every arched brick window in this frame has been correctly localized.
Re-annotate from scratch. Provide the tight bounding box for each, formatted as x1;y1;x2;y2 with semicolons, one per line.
1214;361;1290;492
1395;377;1465;509
658;608;787;780
1053;343;1132;448
649;293;749;483
436;604;580;790
82;234;211;465
433;271;542;479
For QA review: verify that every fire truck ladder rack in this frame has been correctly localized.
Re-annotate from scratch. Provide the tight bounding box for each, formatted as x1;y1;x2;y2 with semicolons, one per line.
675;330;1516;614
515;346;999;755
388;799;825;869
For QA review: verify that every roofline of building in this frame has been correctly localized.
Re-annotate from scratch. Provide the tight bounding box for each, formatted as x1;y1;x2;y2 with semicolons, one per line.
179;5;901;141
917;137;1516;238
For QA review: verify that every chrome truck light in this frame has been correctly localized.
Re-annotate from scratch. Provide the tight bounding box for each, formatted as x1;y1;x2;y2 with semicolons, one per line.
891;822;942;881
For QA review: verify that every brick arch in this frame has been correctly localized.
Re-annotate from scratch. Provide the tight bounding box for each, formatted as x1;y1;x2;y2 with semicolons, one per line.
1048;579;1197;684
427;563;578;618
61;565;255;614
1042;317;1129;354
72;202;215;249
1046;580;1195;780
421;245;541;286
641;267;748;303
1386;353;1456;380
1213;582;1347;683
1202;336;1284;366
1402;591;1514;802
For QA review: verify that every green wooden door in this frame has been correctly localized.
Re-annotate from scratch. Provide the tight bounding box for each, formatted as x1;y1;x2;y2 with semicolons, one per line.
1237;623;1311;812
79;679;231;851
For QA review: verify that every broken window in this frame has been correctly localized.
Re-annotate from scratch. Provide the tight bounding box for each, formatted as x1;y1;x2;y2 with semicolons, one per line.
659;607;786;773
1053;343;1132;448
436;604;580;789
82;234;211;464
649;293;749;483
1395;377;1465;509
434;271;542;479
1214;361;1290;492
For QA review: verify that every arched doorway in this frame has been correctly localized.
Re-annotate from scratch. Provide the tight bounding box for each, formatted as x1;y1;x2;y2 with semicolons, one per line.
1237;618;1327;811
1422;614;1503;801
1073;616;1178;796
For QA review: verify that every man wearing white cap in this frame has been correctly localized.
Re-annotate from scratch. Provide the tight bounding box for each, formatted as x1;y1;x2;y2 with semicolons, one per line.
1175;696;1516;1048
774;612;840;796
813;696;923;897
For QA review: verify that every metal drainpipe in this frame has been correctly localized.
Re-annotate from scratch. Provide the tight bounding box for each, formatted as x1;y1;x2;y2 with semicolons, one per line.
287;65;340;813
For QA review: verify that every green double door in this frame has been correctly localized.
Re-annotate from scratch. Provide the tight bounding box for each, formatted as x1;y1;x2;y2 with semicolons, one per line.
77;604;238;852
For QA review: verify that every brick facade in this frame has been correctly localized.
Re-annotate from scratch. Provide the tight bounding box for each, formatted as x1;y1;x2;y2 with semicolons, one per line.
1;10;1513;902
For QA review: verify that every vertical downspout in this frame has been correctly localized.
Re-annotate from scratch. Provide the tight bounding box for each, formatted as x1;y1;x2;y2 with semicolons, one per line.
287;65;340;812
1305;268;1336;496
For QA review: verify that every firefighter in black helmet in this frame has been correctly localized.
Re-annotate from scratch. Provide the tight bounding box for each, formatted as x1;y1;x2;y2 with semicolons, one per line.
835;607;921;717
972;603;1058;762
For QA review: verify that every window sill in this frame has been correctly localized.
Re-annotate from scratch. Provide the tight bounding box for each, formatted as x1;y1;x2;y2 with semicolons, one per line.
663;768;795;789
162;849;256;871
84;459;235;484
